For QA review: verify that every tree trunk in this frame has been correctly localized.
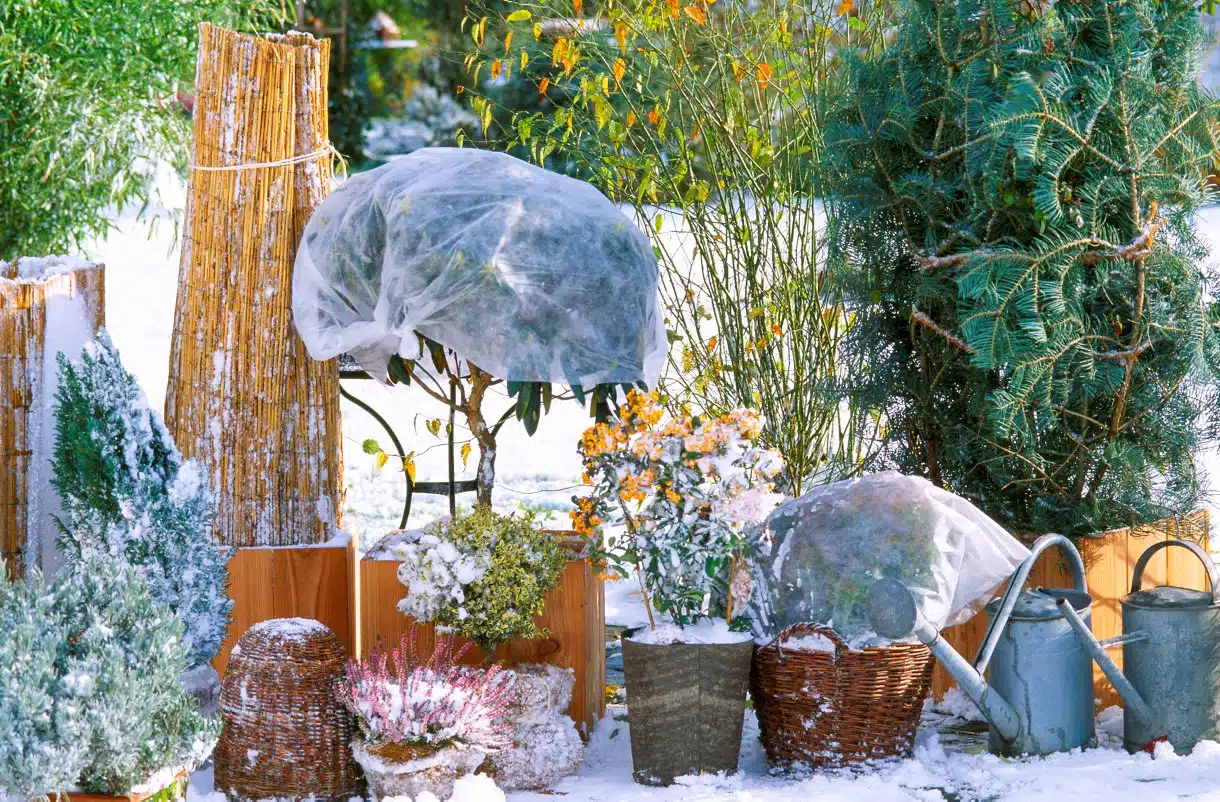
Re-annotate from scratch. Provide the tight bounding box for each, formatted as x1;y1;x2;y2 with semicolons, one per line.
464;365;497;507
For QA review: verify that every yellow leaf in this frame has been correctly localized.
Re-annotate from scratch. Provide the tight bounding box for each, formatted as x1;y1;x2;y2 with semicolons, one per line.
520;50;529;70
426;418;442;437
504;31;513;55
836;0;855;14
683;5;706;23
473;16;487;46
626;109;637;127
706;336;718;353
612;58;626;86
539;76;551;94
533;22;542;38
757;63;773;90
461;442;472;470
732;58;746;82
552;37;568;67
614;20;629;54
491;59;503;80
374;451;389;471
506;8;532;21
481;104;492;133
403;453;417;482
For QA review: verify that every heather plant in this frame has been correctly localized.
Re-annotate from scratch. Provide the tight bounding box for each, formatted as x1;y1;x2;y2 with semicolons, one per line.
393;506;566;653
572;391;785;627
337;629;515;752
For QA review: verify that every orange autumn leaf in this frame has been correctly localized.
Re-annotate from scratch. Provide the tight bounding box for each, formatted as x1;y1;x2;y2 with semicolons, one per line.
552;37;568;67
690;123;701;143
756;62;773;90
614;20;629;54
683;5;706;23
706;336;718;353
770;323;784;337
612;57;626;85
626;109;637;126
648;107;662;125
539;76;551;94
503;30;513;55
666;0;680;17
836;0;855;13
490;59;502;80
732;58;746;82
574;0;583;14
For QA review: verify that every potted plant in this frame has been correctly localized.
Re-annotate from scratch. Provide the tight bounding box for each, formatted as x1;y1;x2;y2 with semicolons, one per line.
0;554;215;802
337;629;516;800
393;505;566;656
572;390;785;785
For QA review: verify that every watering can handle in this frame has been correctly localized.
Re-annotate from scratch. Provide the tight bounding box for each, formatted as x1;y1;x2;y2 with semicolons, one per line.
973;533;1087;674
1129;539;1220;604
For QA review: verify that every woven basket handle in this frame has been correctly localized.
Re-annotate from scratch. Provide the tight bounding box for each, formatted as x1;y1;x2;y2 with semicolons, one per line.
772;622;847;662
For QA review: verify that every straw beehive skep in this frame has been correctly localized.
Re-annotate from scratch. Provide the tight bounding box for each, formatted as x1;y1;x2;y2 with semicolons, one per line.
0;258;104;578
166;24;341;547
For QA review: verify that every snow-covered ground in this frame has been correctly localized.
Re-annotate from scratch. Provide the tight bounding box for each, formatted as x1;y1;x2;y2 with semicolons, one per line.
84;165;1220;802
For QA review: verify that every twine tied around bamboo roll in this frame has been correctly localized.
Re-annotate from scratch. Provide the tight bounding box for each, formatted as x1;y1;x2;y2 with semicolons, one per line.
166;24;343;548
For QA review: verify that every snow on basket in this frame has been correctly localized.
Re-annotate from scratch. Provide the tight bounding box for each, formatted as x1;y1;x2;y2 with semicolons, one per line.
291;147;667;387
0;256;103;578
214;618;361;801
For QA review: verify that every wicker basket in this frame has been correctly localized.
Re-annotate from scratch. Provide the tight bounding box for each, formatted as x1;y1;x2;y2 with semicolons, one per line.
215;619;362;800
750;623;934;769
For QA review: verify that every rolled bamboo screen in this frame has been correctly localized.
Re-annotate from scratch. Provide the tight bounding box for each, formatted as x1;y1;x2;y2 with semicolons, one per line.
166;24;341;548
0;258;104;578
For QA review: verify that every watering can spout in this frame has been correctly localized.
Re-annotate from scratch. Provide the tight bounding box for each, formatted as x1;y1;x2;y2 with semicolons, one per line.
1055;597;1157;728
867;579;1021;744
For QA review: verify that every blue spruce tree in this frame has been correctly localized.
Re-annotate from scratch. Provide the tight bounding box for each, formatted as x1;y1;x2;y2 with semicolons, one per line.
52;331;231;667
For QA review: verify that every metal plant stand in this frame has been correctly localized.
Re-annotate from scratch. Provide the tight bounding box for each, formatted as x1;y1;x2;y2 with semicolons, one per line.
339;355;476;529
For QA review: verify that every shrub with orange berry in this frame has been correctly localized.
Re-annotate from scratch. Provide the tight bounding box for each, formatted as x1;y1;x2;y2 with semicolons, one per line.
572;390;784;628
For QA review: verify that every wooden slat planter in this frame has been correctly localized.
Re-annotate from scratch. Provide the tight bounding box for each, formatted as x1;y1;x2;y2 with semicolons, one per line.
934;510;1211;708
359;556;607;734
212;540;358;676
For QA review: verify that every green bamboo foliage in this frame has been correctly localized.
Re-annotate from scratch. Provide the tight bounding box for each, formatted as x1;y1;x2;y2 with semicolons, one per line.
825;0;1220;535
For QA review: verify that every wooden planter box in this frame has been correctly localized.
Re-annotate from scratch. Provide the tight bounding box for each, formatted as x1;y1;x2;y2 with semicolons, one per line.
359;555;606;733
214;534;607;733
63;770;188;802
934;510;1211;708
212;540;357;676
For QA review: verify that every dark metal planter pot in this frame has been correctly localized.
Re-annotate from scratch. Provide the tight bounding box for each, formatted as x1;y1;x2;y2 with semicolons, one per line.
622;632;754;786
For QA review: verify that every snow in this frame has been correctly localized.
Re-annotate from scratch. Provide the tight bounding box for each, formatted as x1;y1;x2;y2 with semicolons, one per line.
0;254;94;280
627;619;753;645
247;617;329;641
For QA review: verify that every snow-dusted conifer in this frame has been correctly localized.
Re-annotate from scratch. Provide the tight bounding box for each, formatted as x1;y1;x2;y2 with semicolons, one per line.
51;330;231;667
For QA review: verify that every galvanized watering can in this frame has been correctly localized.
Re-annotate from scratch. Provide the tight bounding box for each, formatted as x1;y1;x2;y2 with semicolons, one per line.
1055;538;1220;754
867;533;1142;756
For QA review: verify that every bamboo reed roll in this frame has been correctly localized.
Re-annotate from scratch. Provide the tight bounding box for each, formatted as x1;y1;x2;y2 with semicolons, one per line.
0;258;104;578
166;24;341;547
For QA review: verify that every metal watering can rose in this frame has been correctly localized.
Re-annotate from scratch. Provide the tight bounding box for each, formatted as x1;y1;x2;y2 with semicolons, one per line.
867;534;1123;756
1056;539;1220;755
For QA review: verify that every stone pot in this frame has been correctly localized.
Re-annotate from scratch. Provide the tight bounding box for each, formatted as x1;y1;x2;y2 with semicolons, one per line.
621;629;754;786
351;740;488;801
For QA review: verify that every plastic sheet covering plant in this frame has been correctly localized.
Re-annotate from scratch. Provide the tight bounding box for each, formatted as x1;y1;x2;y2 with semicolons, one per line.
293;146;667;389
166;24;342;547
749;472;1031;639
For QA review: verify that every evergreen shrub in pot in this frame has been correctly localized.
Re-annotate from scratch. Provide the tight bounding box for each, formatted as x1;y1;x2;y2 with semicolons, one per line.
574;391;785;785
